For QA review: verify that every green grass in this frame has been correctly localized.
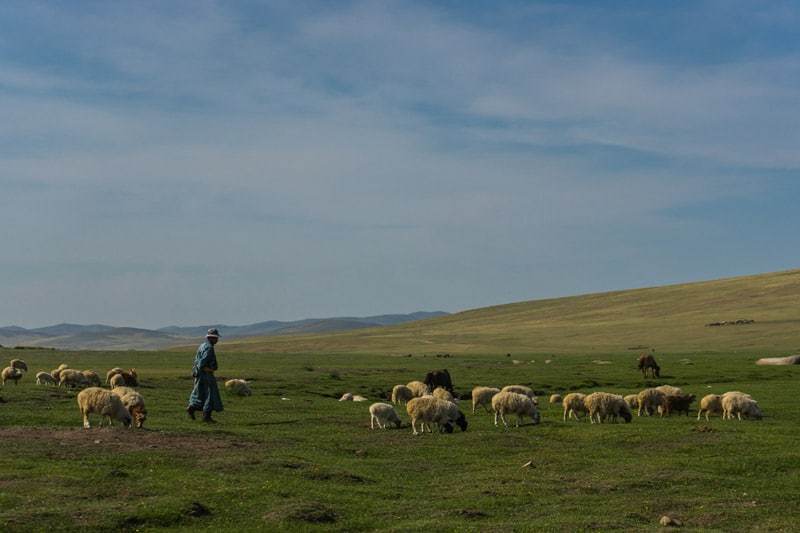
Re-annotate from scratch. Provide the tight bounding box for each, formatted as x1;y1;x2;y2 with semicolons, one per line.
1;347;799;531
216;268;800;355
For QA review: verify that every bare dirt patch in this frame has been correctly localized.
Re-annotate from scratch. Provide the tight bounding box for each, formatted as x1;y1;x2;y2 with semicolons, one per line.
0;426;255;455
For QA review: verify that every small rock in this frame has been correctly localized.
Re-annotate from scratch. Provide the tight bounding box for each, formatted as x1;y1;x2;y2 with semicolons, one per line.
659;515;682;527
94;440;101;444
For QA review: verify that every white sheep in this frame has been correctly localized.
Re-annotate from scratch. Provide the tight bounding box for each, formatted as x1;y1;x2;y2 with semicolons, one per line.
697;394;722;421
655;385;684;397
109;373;126;388
352;395;368;402
1;366;22;386
225;379;252;396
406;381;430;398
52;364;69;384
471;386;500;414
721;392;763;421
406;396;467;435
368;402;402;429
391;384;414;405
77;387;132;429
432;387;455;402
111;386;147;428
10;359;28;372
584;392;632;424
501;385;538;405
106;367;124;384
338;392;354;401
623;394;639;410
549;393;563;405
36;371;57;386
637;388;666;416
59;369;89;389
562;393;588;421
491;391;540;429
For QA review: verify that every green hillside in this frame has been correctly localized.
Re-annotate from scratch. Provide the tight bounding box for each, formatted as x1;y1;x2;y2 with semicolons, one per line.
219;269;800;355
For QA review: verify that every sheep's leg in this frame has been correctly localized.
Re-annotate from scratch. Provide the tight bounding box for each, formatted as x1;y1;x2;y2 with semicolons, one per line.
472;402;477;414
737;412;742;421
411;418;418;435
697;410;702;421
82;410;90;429
370;415;375;430
562;407;568;422
499;412;509;429
494;411;499;426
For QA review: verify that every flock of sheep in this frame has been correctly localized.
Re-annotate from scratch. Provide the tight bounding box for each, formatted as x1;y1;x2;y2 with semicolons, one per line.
1;357;764;433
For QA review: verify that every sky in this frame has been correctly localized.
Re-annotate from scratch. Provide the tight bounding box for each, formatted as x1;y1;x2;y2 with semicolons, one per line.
2;0;800;328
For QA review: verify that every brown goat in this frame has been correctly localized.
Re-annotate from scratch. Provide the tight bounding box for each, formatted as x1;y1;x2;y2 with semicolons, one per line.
637;353;660;378
661;393;695;416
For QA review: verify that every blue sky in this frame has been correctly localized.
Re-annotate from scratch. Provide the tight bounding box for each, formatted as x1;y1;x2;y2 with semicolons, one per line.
2;1;799;328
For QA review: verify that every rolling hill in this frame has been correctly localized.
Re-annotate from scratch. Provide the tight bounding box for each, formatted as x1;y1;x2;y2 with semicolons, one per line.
218;269;800;355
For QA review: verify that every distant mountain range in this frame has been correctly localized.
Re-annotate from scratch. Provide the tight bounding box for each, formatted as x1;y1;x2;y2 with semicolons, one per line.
0;311;449;351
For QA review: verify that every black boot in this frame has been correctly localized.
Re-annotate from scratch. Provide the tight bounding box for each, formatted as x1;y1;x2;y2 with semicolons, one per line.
186;406;196;420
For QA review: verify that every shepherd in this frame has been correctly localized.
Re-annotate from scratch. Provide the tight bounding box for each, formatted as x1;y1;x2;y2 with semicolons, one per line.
187;328;224;423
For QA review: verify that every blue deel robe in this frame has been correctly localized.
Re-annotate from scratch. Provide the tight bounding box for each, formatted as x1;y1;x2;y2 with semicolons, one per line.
188;340;223;413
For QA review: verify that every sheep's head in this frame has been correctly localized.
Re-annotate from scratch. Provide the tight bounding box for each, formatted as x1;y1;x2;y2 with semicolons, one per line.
132;405;147;428
654;365;661;377
745;402;763;420
441;422;454;433
531;409;541;425
454;411;468;432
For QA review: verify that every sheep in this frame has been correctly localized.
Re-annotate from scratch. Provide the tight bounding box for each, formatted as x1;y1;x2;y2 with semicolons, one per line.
1;366;22;386
549;393;563;405
638;352;660;378
338;392;354;401
82;370;102;387
106;367;124;384
655;385;684;397
624;394;639;410
36;371;57;386
406;396;467;435
406;380;430;398
637;388;666;416
116;368;139;387
501;385;538;405
432;387;455;402
77;387;132;429
10;359;28;372
52;364;69;384
59;369;89;389
369;402;402;430
584;392;632;424
225;379;252;396
562;393;588;421
660;393;695;416
721;392;763;421
471;386;500;414
424;369;454;393
697;394;722;421
491;391;540;429
111;386;147;428
352;395;368;402
391;384;414;405
108;373;126;388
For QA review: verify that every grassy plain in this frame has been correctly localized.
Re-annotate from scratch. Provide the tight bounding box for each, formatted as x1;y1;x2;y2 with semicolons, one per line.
1;346;799;531
219;269;800;355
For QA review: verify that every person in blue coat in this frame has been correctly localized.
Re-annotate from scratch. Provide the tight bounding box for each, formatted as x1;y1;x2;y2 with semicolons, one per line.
187;328;224;422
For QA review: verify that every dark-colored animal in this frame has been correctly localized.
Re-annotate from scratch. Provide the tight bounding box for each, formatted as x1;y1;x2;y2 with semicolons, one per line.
661;394;695;416
451;410;468;432
637;353;660;378
424;369;453;393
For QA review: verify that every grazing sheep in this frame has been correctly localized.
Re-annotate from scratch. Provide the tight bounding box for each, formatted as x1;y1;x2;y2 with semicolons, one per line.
52;364;69;384
225;379;252;396
562;393;588;421
549;394;563;405
369;402;402;430
501;385;538;405
637;388;666;416
584;392;632;424
77;387;132;429
432;387;455;402
112;387;147;428
655;385;684;397
561;392;588;422
638;352;660;378
406;381;430;398
406;396;467;435
660;393;695;416
339;392;354;401
36;371;57;386
118;369;138;387
10;359;28;372
624;394;639;410
108;373;126;388
471;386;500;414
352;395;368;402
82;370;102;387
391;384;414;405
59;369;89;389
721;392;763;421
106;367;124;384
1;366;22;386
491;391;540;429
697;394;722;421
